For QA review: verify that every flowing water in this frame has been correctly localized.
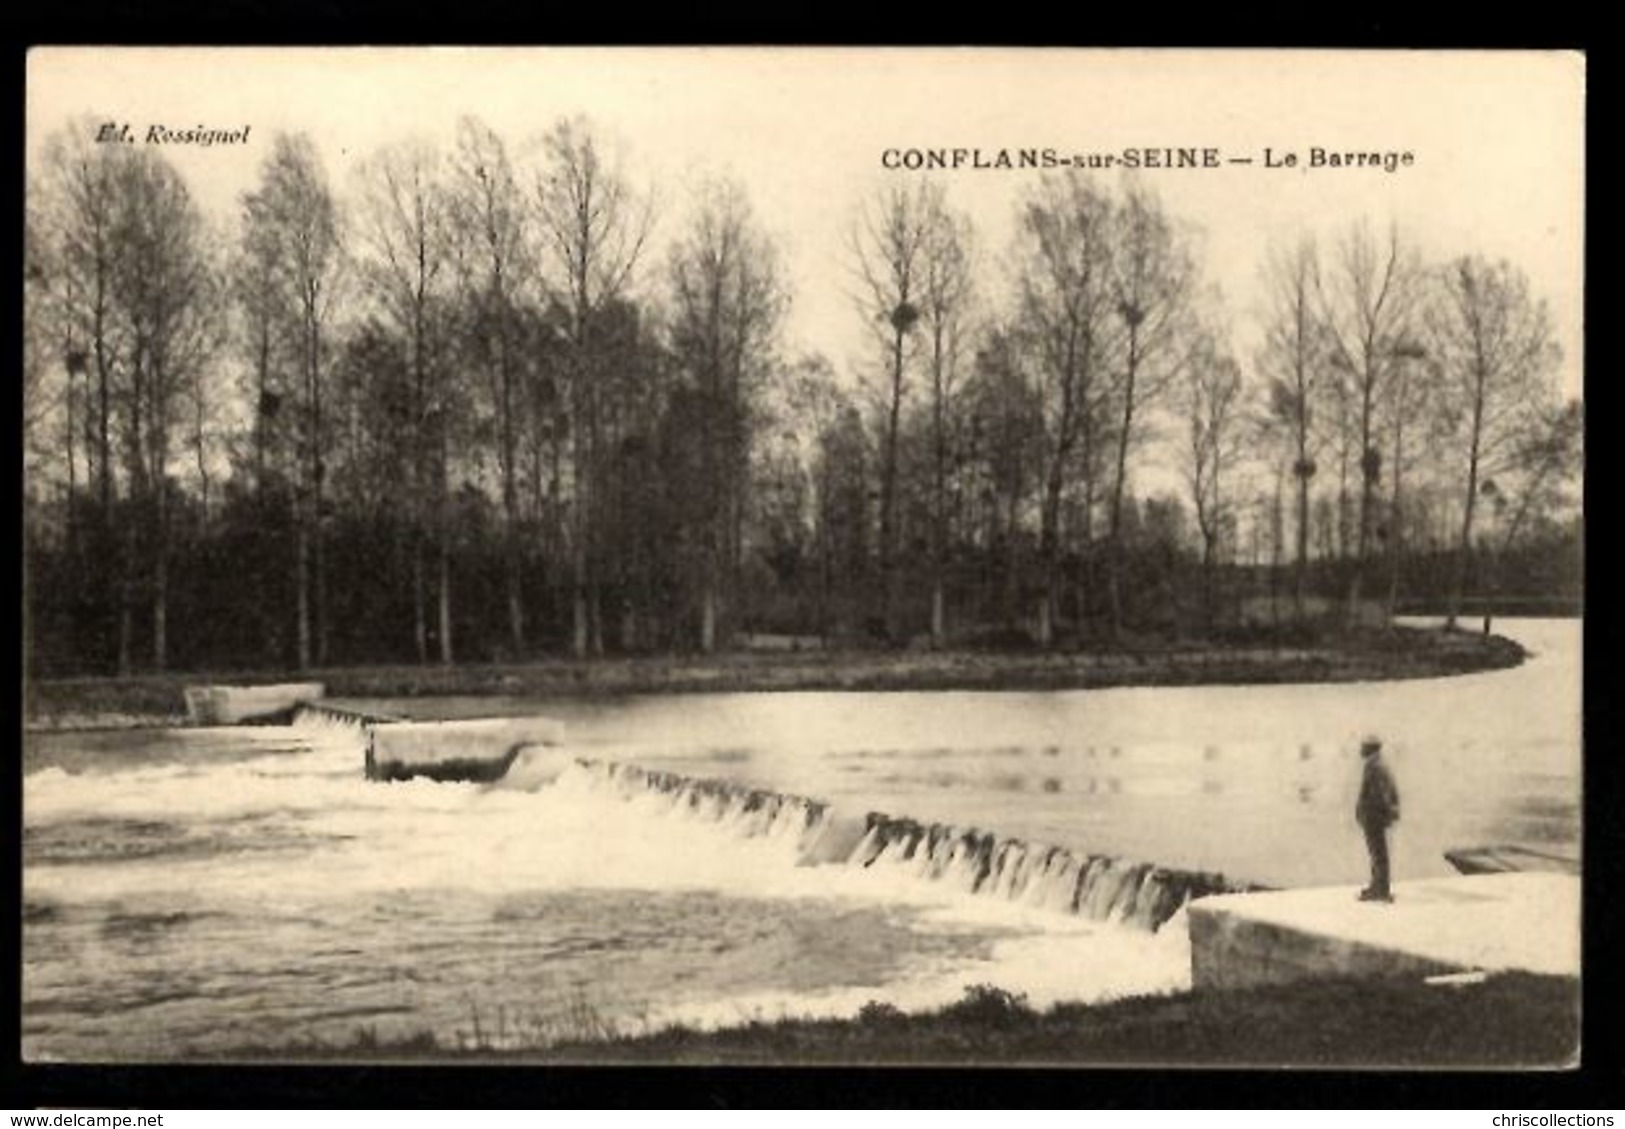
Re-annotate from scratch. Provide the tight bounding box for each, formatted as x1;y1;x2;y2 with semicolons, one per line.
22;619;1579;1061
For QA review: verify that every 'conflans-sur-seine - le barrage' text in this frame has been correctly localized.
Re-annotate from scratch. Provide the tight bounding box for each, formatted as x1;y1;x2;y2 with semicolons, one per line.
880;146;1416;173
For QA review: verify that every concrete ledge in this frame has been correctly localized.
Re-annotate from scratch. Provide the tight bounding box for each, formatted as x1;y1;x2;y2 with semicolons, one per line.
1189;873;1579;991
184;682;326;725
366;716;565;783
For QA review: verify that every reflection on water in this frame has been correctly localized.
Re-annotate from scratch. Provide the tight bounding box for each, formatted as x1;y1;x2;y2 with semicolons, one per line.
24;618;1578;1060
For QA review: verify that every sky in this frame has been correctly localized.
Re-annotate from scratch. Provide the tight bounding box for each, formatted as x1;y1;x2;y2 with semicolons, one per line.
27;47;1585;410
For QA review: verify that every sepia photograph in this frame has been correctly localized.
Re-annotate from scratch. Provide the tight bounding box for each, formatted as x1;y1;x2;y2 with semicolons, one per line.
20;47;1584;1071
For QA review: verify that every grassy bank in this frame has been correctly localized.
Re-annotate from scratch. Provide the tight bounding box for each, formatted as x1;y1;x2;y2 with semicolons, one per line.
206;973;1577;1067
25;626;1526;730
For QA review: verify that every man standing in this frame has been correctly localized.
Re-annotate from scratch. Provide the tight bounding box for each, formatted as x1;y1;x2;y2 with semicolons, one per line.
1356;736;1400;902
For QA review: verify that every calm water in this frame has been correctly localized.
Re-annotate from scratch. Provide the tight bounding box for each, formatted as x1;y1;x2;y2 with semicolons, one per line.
23;619;1578;1060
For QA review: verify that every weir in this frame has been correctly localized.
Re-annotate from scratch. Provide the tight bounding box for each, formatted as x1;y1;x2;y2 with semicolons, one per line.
559;758;1253;932
275;705;1253;933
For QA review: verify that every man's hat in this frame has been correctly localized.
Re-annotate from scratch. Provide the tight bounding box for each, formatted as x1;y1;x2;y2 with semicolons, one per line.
1360;735;1383;755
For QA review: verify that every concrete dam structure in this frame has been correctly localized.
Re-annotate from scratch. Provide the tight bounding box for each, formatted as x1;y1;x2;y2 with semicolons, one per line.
1188;872;1580;989
185;682;328;725
365;716;567;783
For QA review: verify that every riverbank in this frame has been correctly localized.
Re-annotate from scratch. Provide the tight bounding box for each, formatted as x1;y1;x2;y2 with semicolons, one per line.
207;971;1577;1066
25;625;1526;731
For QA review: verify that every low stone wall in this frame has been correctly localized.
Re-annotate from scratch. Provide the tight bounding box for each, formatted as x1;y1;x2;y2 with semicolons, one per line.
1190;902;1458;990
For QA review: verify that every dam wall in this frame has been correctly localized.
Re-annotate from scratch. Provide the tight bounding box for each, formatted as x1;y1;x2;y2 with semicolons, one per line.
561;758;1254;932
366;717;566;782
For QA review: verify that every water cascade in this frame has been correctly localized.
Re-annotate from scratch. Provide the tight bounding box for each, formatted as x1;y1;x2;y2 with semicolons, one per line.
287;706;1254;930
291;702;401;733
563;759;837;856
555;758;1252;932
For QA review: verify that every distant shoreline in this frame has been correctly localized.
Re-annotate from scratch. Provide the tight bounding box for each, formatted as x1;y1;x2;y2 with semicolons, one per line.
24;625;1527;733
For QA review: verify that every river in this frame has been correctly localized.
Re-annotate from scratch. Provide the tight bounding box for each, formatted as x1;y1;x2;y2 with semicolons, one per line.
22;619;1579;1060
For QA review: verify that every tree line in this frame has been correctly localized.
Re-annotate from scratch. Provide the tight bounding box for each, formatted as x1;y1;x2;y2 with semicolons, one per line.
22;116;1581;676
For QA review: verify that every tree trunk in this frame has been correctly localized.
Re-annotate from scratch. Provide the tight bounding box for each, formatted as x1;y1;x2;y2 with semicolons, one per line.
117;484;135;677
314;517;328;666
1107;328;1140;639
1037;460;1065;649
152;483;168;671
1294;462;1311;624
571;415;590;659
437;531;453;665
878;325;905;640
296;519;311;671
506;549;525;656
620;602;637;653
308;305;328;668
1336;443;1351;561
572;586;589;658
117;599;133;677
700;581;717;654
1385;405;1406;623
930;325;948;648
1447;371;1487;631
1345;380;1376;631
1107;420;1133;637
1201;536;1216;633
501;338;525;655
255;326;270;493
1002;490;1022;630
412;537;428;664
95;290;112;517
589;584;604;656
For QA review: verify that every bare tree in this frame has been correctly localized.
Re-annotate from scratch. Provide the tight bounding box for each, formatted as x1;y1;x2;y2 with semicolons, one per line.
1378;338;1433;619
39;123;123;524
964;330;1046;630
1258;238;1328;619
1487;398;1581;593
444;120;534;661
918;192;975;645
1102;181;1197;637
1010;171;1117;646
1424;256;1561;628
1316;221;1419;628
242;132;344;670
851;182;938;640
107;150;220;669
534;116;653;656
33;128;222;673
667;177;785;651
22;206;60;479
1182;329;1246;631
355;137;453;662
